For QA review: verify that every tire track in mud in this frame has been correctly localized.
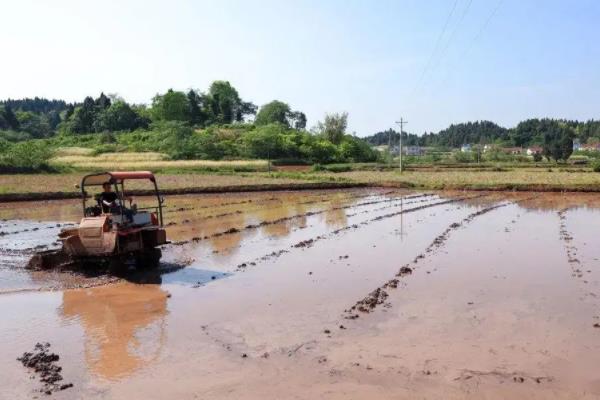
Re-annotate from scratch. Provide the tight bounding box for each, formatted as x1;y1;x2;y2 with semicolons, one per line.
203;194;440;263
454;369;554;385
344;200;511;319
164;189;381;215
557;208;600;329
0;262;188;295
166;193;435;247
233;195;481;272
0;222;75;237
557;208;589;280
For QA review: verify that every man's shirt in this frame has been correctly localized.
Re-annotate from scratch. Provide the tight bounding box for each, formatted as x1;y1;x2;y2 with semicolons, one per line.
99;192;118;213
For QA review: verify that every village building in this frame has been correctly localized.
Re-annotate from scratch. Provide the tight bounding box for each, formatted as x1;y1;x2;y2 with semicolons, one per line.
526;146;543;155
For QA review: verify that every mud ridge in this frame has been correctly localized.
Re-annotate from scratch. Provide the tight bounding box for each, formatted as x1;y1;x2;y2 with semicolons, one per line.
557;208;588;281
234;196;451;271
454;368;554;384
0;222;75;237
345;199;507;318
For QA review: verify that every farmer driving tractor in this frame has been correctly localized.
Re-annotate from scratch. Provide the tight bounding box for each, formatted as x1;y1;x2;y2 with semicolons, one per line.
99;182;119;213
99;182;134;219
28;171;167;270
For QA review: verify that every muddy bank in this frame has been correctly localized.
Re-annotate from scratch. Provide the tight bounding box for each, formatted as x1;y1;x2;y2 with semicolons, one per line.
7;177;600;203
0;181;369;203
377;180;600;193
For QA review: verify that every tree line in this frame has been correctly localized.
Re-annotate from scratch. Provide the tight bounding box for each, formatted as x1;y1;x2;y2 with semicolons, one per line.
0;81;310;140
0;81;378;168
365;119;600;149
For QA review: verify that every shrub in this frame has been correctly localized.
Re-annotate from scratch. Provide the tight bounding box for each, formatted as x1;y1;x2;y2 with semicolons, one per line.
592;160;600;172
324;164;352;173
453;151;473;163
0;140;54;172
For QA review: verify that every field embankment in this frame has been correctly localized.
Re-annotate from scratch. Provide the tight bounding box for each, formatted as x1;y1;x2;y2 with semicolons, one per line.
3;162;600;202
0;172;362;202
322;169;600;192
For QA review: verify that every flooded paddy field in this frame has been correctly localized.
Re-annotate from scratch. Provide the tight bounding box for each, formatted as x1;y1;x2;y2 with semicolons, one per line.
1;188;600;399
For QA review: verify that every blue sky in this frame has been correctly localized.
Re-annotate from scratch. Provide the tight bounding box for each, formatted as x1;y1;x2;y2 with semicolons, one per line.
2;0;599;135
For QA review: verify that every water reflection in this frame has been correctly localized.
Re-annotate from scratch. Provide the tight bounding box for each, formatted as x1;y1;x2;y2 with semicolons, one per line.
60;283;168;380
324;198;348;228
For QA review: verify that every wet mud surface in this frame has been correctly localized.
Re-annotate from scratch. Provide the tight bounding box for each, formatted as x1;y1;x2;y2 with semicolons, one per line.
1;189;600;399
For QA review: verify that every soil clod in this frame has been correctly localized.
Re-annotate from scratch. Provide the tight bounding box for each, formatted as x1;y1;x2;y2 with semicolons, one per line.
17;342;72;395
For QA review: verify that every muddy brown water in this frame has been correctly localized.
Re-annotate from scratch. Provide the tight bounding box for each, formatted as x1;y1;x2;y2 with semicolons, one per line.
1;188;600;399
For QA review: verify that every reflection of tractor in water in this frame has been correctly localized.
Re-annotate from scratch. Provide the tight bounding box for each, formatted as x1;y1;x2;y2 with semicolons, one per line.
29;171;168;270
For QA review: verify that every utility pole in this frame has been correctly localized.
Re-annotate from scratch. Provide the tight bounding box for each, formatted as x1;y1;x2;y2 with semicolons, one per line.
395;118;408;173
387;129;392;165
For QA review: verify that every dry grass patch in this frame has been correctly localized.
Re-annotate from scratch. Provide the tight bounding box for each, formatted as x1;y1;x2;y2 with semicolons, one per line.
50;152;269;171
54;147;96;157
330;170;600;191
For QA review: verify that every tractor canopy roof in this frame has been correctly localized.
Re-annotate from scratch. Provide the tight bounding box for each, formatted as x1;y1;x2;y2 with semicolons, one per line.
82;171;156;186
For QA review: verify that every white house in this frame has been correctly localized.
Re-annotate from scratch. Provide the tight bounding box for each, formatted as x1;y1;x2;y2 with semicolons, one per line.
526;146;543;156
461;144;472;152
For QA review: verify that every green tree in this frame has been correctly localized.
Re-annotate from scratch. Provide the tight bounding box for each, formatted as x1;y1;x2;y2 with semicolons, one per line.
2;105;20;130
306;139;339;163
95;92;112;111
255;101;291;126
205;81;256;124
339;136;377;162
317;112;347;144
96;100;141;131
64;105;74;121
151;89;190;121
543;122;574;161
69;97;96;133
0;140;53;170
16;111;52;138
288;111;307;130
187;89;207;126
243;124;286;158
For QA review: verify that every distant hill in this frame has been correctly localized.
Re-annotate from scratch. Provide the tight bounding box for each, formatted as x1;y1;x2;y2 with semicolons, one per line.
0;98;69;114
364;119;600;148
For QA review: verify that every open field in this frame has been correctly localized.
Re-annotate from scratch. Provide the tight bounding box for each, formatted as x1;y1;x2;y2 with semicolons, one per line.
3;167;600;202
326;169;600;191
1;189;600;399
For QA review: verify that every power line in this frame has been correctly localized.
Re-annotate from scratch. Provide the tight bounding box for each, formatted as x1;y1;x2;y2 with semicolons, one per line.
466;0;503;55
410;0;459;98
437;0;504;86
427;0;473;82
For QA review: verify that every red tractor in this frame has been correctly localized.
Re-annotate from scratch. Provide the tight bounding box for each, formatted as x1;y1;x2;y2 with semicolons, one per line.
29;171;168;270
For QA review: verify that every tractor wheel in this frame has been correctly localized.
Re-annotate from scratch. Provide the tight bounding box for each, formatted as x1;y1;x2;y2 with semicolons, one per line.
136;248;162;269
108;255;127;273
